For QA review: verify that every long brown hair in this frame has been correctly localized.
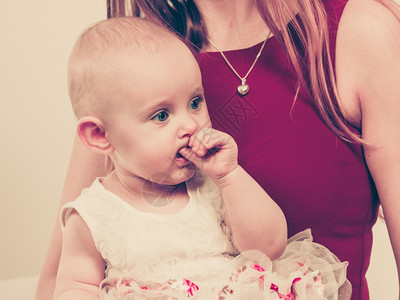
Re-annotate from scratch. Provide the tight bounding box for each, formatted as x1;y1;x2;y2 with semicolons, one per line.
106;0;400;142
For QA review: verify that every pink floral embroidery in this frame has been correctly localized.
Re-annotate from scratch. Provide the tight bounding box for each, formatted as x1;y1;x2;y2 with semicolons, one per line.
252;263;266;272
292;278;301;285
135;278;199;297
116;279;135;297
121;279;132;286
116;279;132;287
313;274;324;296
183;279;199;296
270;277;301;300
112;264;324;299
251;263;267;291
217;285;232;299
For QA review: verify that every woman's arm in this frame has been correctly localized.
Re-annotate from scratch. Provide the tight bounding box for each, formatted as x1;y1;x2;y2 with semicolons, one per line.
359;13;400;300
35;135;108;300
53;211;105;300
337;0;400;296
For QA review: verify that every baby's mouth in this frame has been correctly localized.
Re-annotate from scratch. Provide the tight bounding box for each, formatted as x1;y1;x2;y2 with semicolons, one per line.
174;146;192;166
176;145;191;157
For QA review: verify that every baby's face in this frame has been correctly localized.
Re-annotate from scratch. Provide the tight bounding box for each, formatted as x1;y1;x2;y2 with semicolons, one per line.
99;41;211;185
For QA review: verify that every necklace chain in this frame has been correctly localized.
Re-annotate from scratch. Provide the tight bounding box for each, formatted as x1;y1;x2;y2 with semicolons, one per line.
207;32;271;96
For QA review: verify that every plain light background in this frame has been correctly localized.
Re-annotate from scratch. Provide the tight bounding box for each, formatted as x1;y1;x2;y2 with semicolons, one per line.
0;1;397;299
0;0;106;281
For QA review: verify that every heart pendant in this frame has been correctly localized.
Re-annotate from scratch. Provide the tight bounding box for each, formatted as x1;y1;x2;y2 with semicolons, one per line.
237;83;249;96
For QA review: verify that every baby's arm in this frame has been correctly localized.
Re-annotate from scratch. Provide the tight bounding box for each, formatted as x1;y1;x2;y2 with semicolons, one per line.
36;135;108;300
217;166;287;259
179;129;287;260
53;210;105;300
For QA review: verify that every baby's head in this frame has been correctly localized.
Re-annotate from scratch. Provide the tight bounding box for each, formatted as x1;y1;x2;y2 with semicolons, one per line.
68;17;192;119
68;17;210;185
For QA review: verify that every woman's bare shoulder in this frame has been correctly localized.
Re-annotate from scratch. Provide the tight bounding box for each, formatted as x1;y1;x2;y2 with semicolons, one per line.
335;0;400;126
339;0;400;47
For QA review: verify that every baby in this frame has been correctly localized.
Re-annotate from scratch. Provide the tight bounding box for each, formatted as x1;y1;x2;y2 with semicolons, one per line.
53;17;350;299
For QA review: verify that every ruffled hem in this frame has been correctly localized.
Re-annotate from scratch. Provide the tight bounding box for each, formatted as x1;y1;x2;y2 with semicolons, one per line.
100;230;351;300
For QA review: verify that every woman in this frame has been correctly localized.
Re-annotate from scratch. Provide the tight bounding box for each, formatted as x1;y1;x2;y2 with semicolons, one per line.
35;0;400;299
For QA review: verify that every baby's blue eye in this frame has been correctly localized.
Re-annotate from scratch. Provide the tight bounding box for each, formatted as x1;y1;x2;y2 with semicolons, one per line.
189;97;202;110
152;111;169;122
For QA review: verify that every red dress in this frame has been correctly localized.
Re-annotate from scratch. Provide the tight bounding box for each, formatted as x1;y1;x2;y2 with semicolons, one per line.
197;1;379;299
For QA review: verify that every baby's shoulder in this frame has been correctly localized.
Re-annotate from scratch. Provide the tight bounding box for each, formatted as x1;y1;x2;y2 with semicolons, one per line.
61;178;125;229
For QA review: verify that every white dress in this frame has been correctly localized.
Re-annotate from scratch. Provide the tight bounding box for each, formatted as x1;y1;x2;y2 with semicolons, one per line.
61;171;351;300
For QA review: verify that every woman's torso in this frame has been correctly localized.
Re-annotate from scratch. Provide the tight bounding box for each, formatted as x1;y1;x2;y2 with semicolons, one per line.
197;1;379;299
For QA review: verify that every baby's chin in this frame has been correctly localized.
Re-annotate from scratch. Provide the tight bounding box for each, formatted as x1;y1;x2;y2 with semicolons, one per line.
171;164;197;184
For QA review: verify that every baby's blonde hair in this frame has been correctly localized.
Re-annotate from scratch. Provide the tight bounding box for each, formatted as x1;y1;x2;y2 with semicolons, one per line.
68;17;180;118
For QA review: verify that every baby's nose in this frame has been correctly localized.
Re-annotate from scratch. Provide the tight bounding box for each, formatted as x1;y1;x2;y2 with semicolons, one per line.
177;115;198;139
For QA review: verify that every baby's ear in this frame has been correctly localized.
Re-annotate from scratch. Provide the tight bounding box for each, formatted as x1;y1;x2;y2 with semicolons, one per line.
77;116;114;155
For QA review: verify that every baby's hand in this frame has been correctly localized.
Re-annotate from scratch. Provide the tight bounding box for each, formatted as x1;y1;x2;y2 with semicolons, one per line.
178;128;238;185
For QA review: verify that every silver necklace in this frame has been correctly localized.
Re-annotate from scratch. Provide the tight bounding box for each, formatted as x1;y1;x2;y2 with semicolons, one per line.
208;33;271;96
